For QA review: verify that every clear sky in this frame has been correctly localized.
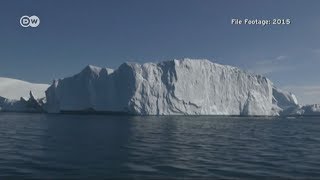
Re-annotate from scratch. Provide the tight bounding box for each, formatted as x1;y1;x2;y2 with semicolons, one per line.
0;0;319;104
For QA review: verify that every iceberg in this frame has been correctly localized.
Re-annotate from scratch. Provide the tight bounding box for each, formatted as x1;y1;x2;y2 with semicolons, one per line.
0;91;45;112
300;104;320;115
2;59;316;116
45;59;294;116
281;104;320;116
0;78;49;112
0;77;49;100
271;87;299;116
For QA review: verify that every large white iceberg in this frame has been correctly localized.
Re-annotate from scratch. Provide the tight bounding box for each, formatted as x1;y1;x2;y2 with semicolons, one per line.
44;59;299;116
1;59;314;116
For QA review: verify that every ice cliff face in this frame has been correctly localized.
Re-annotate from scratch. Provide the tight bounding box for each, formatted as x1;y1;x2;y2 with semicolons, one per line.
272;87;298;109
45;59;280;115
272;87;299;115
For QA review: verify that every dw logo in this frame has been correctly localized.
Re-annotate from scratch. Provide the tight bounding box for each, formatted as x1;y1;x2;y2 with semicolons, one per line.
20;15;40;28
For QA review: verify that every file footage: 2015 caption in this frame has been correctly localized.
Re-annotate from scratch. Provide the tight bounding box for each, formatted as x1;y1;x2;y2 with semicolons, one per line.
231;18;291;26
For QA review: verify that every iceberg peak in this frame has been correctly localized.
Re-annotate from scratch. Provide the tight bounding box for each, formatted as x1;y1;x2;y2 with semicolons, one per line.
80;65;102;76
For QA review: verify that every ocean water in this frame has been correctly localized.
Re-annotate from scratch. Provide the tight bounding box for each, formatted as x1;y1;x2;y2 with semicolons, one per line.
0;113;320;179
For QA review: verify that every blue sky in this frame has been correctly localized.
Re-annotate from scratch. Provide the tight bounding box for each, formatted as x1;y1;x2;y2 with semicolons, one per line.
0;0;319;104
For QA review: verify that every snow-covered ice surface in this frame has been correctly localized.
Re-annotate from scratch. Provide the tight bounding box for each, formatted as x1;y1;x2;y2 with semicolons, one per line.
0;77;49;100
0;78;49;112
45;59;299;116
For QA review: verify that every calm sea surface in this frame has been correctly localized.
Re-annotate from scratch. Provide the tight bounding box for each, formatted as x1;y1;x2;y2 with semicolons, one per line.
0;113;320;179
